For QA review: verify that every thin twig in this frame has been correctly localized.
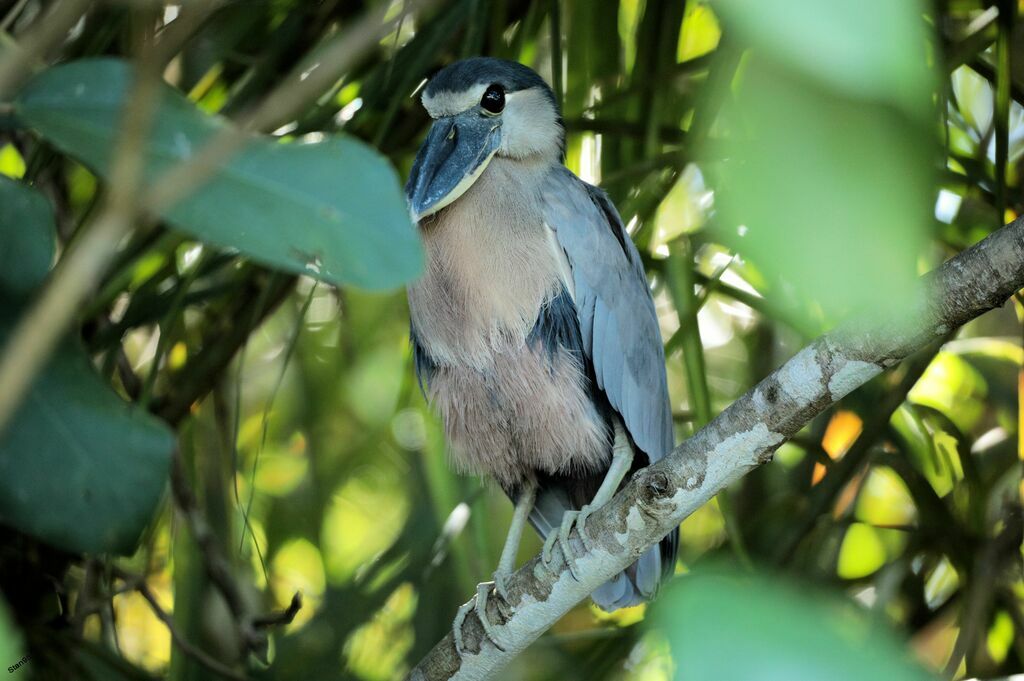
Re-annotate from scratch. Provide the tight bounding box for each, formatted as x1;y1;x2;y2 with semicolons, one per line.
252;592;303;629
239;284;316;569
169;446;261;655
0;0;32;33
0;0;92;97
111;566;247;681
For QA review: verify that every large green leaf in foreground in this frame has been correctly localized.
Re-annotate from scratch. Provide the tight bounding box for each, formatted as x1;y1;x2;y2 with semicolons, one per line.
0;177;174;554
708;0;935;329
651;566;937;681
14;58;422;290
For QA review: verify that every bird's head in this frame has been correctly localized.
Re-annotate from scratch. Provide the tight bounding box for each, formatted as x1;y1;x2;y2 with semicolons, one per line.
406;57;563;221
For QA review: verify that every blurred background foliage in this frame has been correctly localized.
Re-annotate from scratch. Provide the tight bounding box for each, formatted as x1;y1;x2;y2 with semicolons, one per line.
0;0;1021;680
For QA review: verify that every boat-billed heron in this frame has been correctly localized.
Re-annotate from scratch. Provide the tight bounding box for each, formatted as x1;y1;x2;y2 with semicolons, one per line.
406;57;677;653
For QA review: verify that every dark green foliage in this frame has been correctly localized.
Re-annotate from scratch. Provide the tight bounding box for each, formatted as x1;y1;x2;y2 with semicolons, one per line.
0;178;173;554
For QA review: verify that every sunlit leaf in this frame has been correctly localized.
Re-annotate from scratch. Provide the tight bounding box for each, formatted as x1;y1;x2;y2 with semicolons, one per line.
822;410;863;459
952;66;994;135
343;583;416;681
909;351;987;432
837;522;887;579
986;611;1014;664
678;2;721;62
923;557;959;610
891;406;963;498
0;144;25;179
271;538;325;631
14;58;422;290
321;471;408;584
255;452;309;496
113;588;172;671
856;466;916;527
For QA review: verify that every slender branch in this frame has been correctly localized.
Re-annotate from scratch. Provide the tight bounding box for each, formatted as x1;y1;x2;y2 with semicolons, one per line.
166;440;303;668
408;217;1024;681
110;566;247;681
0;0;92;97
168;445;262;656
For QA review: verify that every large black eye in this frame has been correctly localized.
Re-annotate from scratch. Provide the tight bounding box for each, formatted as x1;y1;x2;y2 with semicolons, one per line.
480;84;505;114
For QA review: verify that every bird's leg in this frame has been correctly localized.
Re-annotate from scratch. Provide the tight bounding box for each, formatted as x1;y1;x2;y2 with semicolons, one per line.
492;481;536;601
452;481;537;657
546;417;634;578
575;417;634;548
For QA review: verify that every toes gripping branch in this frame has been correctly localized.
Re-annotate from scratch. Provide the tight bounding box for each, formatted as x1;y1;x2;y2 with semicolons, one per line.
541;417;634;578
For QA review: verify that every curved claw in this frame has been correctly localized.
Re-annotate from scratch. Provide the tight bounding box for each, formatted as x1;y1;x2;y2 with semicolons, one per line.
452;582;509;657
557;510;582;579
453;599;472;656
473;582;508;652
492;570;511;604
541;511;590;581
575;504;596;550
541;530;558;567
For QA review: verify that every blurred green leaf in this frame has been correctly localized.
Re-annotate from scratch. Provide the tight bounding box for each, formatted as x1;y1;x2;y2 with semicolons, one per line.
711;53;933;324
708;0;935;326
891;405;964;498
0;179;174;554
909;351;987;433
837;522;886;579
0;595;22;674
651;566;937;681
0;176;54;296
714;0;933;118
14;58;422;290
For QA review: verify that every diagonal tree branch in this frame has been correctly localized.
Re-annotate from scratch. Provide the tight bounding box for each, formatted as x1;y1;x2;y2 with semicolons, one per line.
408;217;1024;681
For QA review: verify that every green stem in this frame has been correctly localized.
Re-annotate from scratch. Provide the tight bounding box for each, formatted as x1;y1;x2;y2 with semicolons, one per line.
82;231;182;323
994;0;1013;219
138;251;210;407
664;239;711;427
548;0;562;112
665;238;752;567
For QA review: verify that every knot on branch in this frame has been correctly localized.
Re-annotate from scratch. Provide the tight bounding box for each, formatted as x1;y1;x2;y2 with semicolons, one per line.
635;469;677;518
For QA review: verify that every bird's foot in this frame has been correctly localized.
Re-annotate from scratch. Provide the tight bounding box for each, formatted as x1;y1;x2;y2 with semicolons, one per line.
492;568;511;604
541;510;586;580
453;581;510;657
574;503;597;550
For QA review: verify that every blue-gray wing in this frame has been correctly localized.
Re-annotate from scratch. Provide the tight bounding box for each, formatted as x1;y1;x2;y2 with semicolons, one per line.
541;165;674;462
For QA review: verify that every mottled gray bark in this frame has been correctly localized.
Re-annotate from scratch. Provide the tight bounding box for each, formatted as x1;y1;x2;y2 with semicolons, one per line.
408;217;1024;681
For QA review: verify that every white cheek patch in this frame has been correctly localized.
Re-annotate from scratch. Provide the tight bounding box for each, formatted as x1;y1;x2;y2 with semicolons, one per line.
499;88;562;159
417;148;498;219
422;84;488;118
